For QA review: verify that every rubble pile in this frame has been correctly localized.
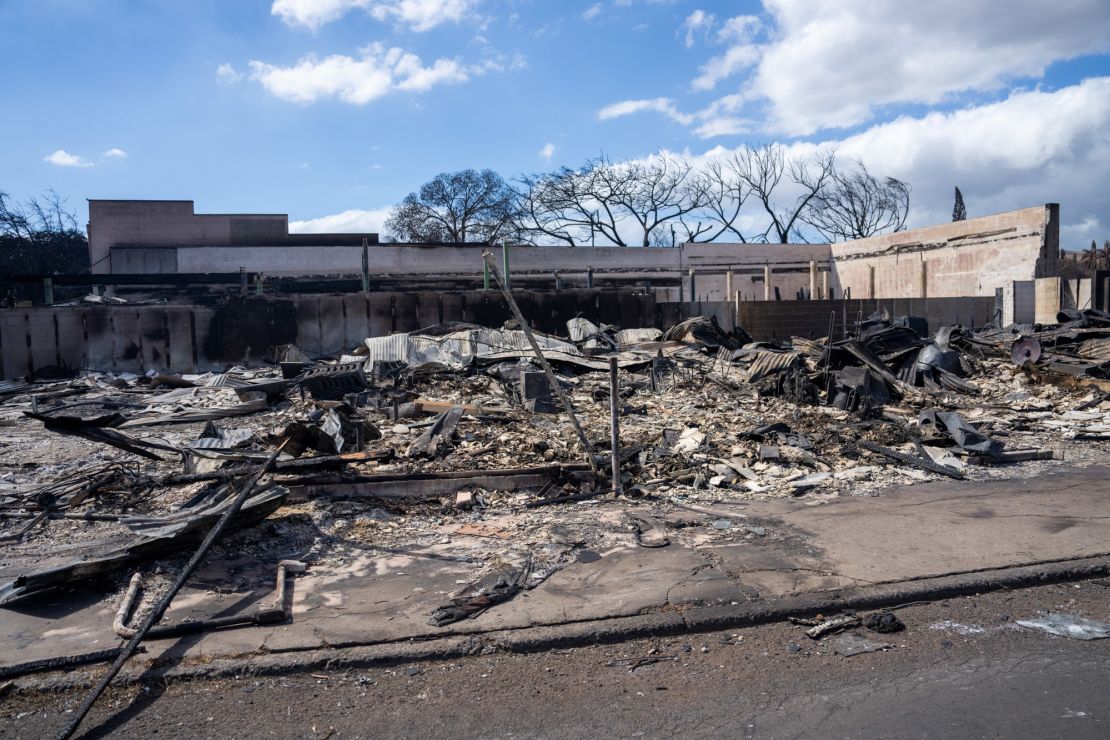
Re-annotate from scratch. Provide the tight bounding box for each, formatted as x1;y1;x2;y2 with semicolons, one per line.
2;307;1110;636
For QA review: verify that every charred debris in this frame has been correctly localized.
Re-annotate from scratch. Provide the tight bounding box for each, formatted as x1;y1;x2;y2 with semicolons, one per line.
2;299;1110;685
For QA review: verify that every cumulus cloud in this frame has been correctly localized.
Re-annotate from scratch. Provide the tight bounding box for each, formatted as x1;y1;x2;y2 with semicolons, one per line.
217;63;243;84
598;94;753;139
737;0;1110;134
102;148;127;159
597;97;694;125
692;43;759;91
271;0;478;32
43;150;93;168
682;9;714;48
538;142;555;161
654;78;1110;245
289;206;393;233
824;77;1110;242
249;43;469;104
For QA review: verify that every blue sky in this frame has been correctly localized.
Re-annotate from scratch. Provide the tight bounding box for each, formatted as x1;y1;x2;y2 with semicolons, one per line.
3;1;1110;245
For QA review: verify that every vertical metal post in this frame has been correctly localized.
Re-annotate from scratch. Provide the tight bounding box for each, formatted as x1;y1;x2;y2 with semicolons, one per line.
483;251;598;472
501;240;511;290
361;237;370;293
586;266;594;289
609;356;622;496
688;269;696;302
43;277;53;305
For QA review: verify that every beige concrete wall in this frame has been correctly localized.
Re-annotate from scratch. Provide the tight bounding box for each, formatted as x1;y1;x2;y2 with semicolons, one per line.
88;200;289;274
90;200;1058;305
830;205;1059;299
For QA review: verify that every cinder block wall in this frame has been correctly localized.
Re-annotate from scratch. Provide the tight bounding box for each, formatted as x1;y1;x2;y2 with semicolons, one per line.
737;297;997;342
830;205;1059;299
0;290;735;378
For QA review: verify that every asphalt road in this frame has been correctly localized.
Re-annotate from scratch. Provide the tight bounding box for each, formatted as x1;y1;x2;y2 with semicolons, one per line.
2;579;1109;739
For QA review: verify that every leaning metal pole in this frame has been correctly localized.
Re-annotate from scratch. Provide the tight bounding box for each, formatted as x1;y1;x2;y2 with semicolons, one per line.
57;442;289;740
482;251;598;472
608;356;623;495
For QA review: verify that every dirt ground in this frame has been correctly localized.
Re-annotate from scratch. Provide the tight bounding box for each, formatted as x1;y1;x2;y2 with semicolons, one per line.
3;579;1108;739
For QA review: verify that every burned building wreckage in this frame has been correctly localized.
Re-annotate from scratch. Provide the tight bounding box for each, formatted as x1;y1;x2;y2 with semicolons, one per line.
2;204;1109;733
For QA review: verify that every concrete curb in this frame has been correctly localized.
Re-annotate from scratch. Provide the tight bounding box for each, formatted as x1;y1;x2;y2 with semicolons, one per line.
15;553;1110;693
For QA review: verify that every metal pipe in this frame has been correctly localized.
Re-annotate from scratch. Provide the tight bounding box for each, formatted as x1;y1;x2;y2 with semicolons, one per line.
58;441;288;740
361;237;370;293
482;251;598;472
501;240;511;290
609;357;622;496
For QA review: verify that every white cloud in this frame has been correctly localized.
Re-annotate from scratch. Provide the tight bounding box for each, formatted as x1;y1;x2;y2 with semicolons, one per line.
597;97;694;125
582;3;601;22
249;43;469;104
824;77;1110;241
663;78;1110;245
102;148;127;159
217;63;243;85
43;150;93;168
682;9;714;48
539;142;555;161
739;0;1110;135
716;14;759;43
598;94;751;139
692;43;760;91
272;0;478;32
290;207;393;233
692;117;748;138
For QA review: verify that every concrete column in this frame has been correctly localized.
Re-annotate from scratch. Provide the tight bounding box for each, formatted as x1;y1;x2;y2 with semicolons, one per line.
809;260;817;300
553;271;562;291
868;264;876;299
725;269;734;301
921;259;928;298
688;269;696;302
821;270;829;301
764;264;772;301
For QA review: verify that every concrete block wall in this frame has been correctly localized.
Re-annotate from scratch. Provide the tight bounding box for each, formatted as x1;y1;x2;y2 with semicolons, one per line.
830;205;1059;299
0;290;736;378
736;297;997;342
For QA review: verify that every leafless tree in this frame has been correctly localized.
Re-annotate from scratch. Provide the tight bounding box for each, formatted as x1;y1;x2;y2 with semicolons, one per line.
800;160;910;241
674;158;751;243
384;169;518;244
515;156;713;247
513;163;625;246
729;144;837;243
1;189;89;302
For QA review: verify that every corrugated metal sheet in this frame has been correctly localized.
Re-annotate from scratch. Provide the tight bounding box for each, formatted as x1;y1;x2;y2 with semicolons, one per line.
743;350;802;383
567;318;600;342
615;328;663;344
1077;338;1110;362
362;333;411;366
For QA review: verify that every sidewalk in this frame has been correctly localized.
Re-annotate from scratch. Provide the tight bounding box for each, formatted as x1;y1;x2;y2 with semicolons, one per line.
3;465;1109;674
